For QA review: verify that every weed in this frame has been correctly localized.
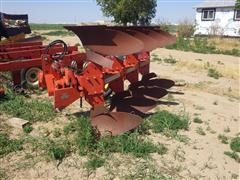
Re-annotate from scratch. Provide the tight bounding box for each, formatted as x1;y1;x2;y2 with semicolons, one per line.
74;116;97;156
207;127;216;134
224;151;240;163
151;54;162;62
52;128;62;138
0;90;56;122
193;117;203;124
231;173;239;179
123;159;169;179
0;133;23;156
208;68;222;79
48;146;66;161
163;56;177;64
224;126;231;133
63;121;77;135
0;168;7;180
230;137;240;152
173;146;186;162
42;30;74;36
177;19;196;38
218;134;229;144
196;127;206;136
163;129;190;144
149;111;189;133
84;153;106;171
23;124;33;134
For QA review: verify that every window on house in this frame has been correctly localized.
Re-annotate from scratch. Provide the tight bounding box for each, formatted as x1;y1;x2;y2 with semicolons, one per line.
234;10;240;21
202;9;216;21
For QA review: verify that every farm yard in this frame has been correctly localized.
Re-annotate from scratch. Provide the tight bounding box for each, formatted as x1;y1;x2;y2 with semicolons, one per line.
0;24;239;180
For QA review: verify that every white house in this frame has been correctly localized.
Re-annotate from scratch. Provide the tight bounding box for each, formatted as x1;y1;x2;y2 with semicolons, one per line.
194;0;240;37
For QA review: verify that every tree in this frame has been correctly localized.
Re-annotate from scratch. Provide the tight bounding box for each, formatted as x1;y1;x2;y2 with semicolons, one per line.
236;0;240;9
96;0;157;25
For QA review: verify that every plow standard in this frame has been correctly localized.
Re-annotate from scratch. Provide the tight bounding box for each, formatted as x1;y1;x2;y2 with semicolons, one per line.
39;25;176;136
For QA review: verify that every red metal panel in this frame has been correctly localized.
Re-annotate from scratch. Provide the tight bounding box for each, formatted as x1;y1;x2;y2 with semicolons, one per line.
0;58;42;72
0;41;42;51
0;46;78;60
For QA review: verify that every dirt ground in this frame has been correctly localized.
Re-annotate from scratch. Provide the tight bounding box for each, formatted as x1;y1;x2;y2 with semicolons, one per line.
0;34;239;179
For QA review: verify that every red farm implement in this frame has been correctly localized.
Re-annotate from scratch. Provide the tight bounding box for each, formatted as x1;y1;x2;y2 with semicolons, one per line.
0;40;80;94
38;25;177;136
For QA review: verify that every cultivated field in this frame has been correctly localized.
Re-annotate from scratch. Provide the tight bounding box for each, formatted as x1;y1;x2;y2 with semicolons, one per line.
0;25;239;179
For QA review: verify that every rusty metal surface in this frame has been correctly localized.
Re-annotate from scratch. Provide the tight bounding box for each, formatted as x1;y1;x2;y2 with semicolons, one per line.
107;26;159;52
64;25;144;56
91;112;143;136
153;28;176;44
124;26;176;47
90;105;143;136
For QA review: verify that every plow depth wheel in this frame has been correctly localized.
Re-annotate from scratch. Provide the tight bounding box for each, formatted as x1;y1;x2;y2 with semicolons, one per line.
22;67;41;87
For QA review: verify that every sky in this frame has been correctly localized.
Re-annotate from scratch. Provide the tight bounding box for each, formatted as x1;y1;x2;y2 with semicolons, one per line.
0;0;203;24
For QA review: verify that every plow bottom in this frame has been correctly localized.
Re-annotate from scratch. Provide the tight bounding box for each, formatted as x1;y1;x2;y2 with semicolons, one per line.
91;111;143;136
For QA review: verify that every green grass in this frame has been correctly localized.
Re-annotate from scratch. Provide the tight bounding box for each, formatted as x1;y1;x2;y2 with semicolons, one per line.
73;116;167;158
42;30;74;36
167;36;240;57
30;23;65;31
224;151;240;163
62;116;168;169
230;137;240;152
148;111;189;133
0;90;56;122
218;134;229;144
25;136;71;161
0;133;23;156
208;68;223;79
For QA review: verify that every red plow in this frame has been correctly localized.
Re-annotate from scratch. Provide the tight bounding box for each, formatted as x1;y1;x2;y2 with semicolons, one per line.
38;25;176;136
0;25;176;136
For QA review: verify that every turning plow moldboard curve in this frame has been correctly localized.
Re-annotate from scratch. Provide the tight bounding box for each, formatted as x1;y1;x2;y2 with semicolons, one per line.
38;25;176;136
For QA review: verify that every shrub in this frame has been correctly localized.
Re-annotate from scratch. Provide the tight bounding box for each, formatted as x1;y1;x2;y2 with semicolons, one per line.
208;68;222;79
177;19;195;38
230;137;240;152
